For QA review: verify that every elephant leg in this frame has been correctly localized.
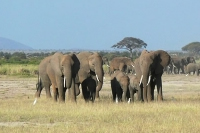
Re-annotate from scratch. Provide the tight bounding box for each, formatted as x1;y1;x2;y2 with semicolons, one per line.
137;84;143;101
87;78;96;102
126;89;130;101
111;80;116;102
156;75;163;101
147;85;152;102
81;81;90;102
52;85;58;102
122;87;128;102
129;87;134;103
75;83;80;96
151;82;156;101
43;83;51;98
116;86;123;102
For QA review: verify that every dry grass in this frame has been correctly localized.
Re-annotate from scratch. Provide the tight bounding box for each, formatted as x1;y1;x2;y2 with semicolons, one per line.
0;74;200;133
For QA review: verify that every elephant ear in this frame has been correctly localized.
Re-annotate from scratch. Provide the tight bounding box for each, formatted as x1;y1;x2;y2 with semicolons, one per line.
154;50;171;74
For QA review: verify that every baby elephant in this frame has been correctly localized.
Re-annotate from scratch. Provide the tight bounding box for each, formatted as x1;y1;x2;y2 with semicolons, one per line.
185;63;200;76
128;75;139;102
110;70;130;103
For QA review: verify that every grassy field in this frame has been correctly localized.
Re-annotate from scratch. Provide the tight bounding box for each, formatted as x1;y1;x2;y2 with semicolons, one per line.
0;74;200;133
0;64;38;76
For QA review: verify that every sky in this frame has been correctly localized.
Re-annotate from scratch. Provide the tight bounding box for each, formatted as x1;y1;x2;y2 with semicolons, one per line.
0;1;200;51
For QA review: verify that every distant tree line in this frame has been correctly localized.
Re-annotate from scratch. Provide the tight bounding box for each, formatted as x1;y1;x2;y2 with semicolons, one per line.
0;39;199;65
0;52;52;65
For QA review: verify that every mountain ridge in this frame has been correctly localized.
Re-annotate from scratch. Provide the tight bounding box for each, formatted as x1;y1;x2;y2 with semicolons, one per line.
0;37;33;50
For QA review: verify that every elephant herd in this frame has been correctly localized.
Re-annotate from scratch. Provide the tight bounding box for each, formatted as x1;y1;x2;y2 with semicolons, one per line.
164;56;200;76
34;49;174;104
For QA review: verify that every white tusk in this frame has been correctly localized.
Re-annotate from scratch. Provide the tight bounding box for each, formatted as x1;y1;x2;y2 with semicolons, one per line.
107;65;110;68
147;75;151;86
131;65;134;67
33;98;37;105
139;75;143;86
64;76;66;88
96;75;100;82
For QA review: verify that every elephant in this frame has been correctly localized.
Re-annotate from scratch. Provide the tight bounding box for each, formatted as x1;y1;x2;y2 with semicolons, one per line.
171;57;188;74
186;56;196;63
164;58;176;74
136;50;170;102
34;52;78;104
133;57;143;101
110;70;130;102
75;52;104;102
35;55;52;101
109;57;134;74
128;75;139;102
185;63;200;76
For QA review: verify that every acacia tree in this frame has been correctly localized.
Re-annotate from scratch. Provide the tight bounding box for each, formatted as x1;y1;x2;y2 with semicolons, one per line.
112;37;147;58
182;42;200;54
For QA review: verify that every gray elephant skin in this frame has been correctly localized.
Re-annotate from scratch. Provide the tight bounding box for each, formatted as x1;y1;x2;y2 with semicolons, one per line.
135;50;170;102
35;52;78;103
110;70;130;102
109;57;134;74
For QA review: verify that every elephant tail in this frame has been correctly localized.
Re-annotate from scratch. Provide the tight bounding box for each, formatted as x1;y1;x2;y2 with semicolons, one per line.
36;73;42;91
34;73;42;105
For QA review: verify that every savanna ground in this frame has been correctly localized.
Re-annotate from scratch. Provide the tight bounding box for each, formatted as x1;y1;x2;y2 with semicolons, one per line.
0;72;200;133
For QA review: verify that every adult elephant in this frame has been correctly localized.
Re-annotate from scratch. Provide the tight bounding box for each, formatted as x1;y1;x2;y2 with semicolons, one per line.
110;70;130;102
35;55;52;101
109;57;134;74
171;57;188;74
34;52;78;103
75;52;104;102
138;50;170;102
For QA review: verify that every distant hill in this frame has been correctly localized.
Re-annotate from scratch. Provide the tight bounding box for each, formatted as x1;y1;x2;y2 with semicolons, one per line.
0;37;33;50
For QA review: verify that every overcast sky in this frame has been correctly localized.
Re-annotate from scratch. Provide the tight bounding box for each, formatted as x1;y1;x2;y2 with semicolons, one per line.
0;1;199;51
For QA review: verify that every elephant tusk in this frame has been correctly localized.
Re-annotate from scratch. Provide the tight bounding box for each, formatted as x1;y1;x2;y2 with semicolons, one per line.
131;65;135;67
147;75;151;86
64;76;66;88
33;98;37;105
96;75;100;82
107;65;110;68
139;75;143;86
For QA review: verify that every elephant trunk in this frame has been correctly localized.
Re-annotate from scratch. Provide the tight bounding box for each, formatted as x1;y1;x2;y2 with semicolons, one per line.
64;67;72;88
95;66;104;98
142;72;152;102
